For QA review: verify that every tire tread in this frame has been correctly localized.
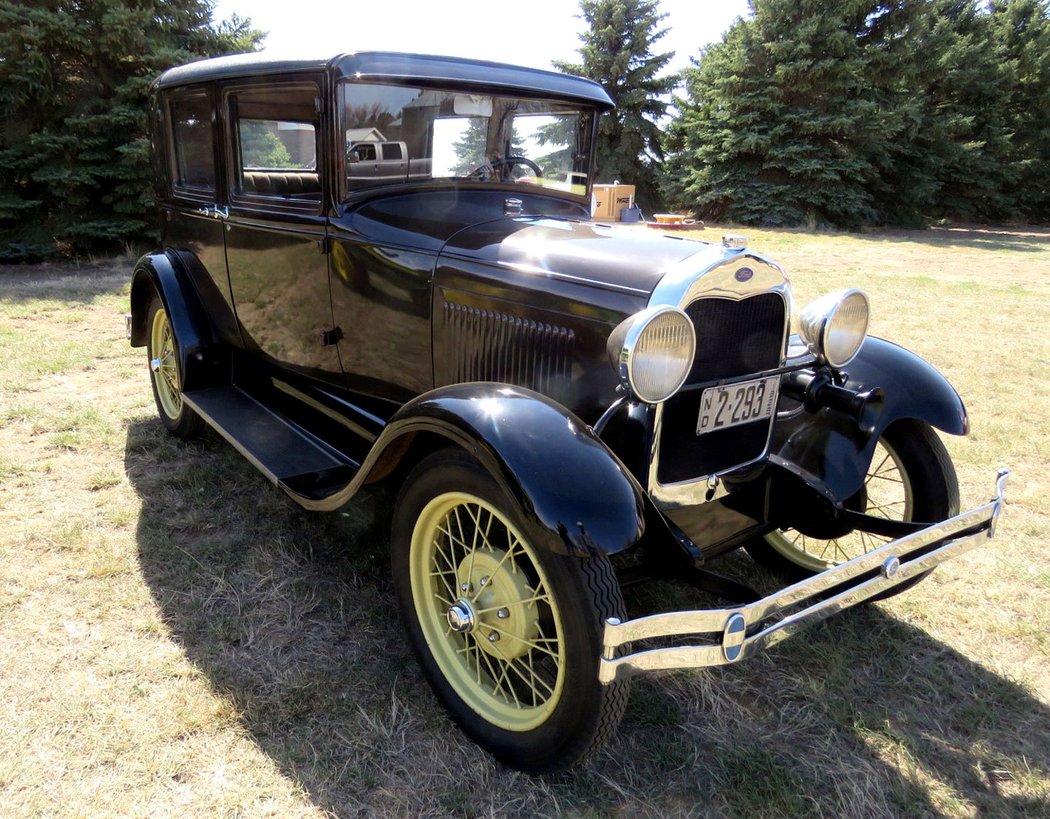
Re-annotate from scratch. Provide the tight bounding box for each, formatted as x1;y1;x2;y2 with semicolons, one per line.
578;555;630;760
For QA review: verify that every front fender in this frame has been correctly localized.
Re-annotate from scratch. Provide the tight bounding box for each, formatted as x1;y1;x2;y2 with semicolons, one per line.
770;336;967;502
295;384;647;558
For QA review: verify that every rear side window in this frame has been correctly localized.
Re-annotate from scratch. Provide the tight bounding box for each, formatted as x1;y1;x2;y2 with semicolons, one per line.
382;142;403;161
238;119;316;171
169;91;215;192
227;83;322;208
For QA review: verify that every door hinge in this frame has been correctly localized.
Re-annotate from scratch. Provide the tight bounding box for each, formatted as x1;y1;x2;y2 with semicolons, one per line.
317;236;330;254
320;326;343;346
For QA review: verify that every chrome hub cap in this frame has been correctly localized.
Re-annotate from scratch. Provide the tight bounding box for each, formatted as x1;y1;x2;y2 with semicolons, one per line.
446;599;476;633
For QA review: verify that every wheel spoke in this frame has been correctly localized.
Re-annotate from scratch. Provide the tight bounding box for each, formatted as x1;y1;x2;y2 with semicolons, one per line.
478;642;510;700
452;506;470;566
504;651;555;700
867;473;904;485
867;499;905;514
465;504;480;581
485;632;555;704
432;538;457;576
467;538;523;604
474;592;550;615
481;623;560;660
865;451;893;485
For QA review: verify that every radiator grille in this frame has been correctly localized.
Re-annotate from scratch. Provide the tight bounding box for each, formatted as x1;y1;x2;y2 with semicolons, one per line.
442;301;574;394
658;293;786;484
684;293;785;381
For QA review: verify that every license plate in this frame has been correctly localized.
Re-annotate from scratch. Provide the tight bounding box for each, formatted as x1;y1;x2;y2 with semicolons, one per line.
696;375;780;436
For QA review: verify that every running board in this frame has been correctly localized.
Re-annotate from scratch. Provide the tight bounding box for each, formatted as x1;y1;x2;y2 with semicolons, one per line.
182;387;358;501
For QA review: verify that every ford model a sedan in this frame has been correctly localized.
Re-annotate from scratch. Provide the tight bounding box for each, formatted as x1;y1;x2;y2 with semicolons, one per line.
129;52;1007;772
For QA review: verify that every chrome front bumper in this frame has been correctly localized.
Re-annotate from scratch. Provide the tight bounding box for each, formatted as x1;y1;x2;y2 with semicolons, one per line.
598;470;1009;685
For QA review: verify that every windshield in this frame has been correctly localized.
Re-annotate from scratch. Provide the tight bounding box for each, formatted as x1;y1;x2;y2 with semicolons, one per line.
340;82;595;197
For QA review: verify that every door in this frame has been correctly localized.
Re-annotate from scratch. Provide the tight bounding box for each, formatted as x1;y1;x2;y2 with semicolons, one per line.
221;78;341;380
160;84;242;348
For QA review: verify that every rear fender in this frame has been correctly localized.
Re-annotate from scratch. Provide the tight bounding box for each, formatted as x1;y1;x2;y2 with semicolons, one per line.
770;336;967;503
129;251;227;392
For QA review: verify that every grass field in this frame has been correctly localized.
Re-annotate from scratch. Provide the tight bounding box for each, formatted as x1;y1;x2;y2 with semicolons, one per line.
1;225;1047;817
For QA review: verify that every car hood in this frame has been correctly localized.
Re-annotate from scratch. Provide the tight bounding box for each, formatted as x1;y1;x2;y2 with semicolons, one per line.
440;216;727;297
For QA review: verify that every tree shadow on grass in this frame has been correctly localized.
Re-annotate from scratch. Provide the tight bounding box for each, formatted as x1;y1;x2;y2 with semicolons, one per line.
0;260;132;304
125;419;1049;817
843;225;1050;254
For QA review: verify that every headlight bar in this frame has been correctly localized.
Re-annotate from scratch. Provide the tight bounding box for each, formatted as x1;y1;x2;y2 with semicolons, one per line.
598;470;1009;685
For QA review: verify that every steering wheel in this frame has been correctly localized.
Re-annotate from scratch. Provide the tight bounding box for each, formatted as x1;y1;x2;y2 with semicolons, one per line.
469;156;543;181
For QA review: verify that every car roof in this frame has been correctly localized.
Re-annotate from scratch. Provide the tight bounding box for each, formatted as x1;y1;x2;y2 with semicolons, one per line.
155;51;615;108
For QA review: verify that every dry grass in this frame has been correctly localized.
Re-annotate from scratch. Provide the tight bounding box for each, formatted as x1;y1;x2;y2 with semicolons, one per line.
0;225;1047;817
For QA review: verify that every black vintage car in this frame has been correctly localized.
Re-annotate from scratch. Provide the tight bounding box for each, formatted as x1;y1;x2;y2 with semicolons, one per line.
129;51;1007;773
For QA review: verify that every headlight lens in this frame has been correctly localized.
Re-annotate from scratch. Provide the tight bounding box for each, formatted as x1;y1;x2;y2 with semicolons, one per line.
797;288;870;368
612;306;696;403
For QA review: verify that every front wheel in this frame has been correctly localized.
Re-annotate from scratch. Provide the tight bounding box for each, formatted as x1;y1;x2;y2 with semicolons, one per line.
747;419;959;595
391;449;629;773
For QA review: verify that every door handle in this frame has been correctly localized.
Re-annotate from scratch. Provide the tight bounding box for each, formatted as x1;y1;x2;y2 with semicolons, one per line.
196;205;229;219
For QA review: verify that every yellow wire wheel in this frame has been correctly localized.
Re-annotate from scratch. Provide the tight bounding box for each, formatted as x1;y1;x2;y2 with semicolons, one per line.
149;301;183;420
749;420;958;592
392;448;629;772
764;437;914;571
409;491;566;731
145;292;203;439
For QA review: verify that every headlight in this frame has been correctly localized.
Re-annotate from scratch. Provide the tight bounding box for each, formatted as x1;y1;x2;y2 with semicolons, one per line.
608;306;696;403
797;288;870;368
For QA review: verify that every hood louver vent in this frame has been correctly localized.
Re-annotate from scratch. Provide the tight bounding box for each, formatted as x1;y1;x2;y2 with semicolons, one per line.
441;301;575;394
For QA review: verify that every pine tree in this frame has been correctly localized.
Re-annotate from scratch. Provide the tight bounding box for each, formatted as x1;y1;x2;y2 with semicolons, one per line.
664;0;1040;227
555;0;677;212
992;0;1050;221
907;0;1013;222
0;0;263;261
449;118;525;175
451;118;488;175
665;1;919;228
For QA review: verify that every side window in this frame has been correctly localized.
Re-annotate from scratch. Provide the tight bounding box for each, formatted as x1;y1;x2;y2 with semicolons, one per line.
169;91;215;196
382;142;403;161
227;83;322;208
349;142;376;162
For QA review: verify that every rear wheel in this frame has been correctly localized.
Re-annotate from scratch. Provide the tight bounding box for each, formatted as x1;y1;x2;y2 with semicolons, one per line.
391;449;629;773
146;293;204;439
748;420;958;595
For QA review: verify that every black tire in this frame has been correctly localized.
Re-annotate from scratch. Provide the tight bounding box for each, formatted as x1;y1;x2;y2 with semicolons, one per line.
146;292;204;439
391;448;629;773
747;419;959;596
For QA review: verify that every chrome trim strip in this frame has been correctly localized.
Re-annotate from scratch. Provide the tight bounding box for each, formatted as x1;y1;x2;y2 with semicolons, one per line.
598;471;1009;684
646;249;793;508
272;378;378;443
